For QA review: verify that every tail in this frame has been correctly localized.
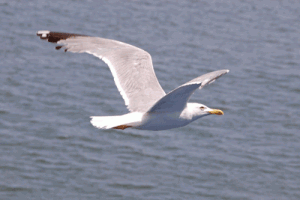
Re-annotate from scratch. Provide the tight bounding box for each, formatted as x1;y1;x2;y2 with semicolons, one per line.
90;113;143;130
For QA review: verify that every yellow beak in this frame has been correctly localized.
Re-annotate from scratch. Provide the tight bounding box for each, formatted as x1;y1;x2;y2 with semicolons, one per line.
208;109;224;115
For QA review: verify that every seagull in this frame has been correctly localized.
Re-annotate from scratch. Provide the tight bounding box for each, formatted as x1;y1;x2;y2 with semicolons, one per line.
37;30;229;131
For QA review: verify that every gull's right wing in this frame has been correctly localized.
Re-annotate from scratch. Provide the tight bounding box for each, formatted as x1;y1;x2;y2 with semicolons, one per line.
147;69;229;113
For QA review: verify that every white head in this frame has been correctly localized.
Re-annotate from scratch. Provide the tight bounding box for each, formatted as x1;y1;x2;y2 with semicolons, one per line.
181;102;224;121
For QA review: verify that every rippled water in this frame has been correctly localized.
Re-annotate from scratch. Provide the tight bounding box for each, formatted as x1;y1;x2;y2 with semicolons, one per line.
1;0;300;199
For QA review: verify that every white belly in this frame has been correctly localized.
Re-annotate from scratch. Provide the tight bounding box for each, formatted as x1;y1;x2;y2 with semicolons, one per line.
136;112;190;131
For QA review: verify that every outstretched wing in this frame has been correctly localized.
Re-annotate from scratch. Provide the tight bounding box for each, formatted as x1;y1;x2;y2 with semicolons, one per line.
36;31;166;112
147;69;229;113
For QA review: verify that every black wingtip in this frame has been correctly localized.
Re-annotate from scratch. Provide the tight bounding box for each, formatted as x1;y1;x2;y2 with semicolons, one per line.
55;45;63;50
36;30;87;43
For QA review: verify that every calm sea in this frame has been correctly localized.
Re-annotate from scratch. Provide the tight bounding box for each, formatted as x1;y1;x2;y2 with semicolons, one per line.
1;0;300;199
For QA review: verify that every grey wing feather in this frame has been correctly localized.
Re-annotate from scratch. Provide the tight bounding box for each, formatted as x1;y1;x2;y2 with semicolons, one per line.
183;69;229;88
37;31;166;112
147;69;229;113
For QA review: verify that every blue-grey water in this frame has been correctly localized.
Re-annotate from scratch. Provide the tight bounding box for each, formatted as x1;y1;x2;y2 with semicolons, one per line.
1;0;300;199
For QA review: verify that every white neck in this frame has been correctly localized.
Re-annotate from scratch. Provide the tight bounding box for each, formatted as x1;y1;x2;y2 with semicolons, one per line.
179;103;209;121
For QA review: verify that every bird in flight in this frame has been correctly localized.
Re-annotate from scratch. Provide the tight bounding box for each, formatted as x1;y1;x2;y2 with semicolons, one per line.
37;30;229;131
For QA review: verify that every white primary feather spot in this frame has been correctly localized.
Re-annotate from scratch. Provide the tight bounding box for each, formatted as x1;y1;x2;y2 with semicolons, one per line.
37;30;50;38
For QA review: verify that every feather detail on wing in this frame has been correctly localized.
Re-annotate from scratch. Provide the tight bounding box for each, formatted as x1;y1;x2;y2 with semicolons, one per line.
37;31;166;112
147;69;229;113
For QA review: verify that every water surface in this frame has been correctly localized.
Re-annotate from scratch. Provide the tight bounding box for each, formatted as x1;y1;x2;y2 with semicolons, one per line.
1;0;300;199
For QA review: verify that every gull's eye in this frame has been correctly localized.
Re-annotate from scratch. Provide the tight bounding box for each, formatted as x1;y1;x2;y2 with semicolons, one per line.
200;106;205;110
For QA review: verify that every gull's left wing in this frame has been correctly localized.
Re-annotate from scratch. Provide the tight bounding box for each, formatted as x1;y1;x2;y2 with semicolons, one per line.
36;31;166;112
147;69;229;113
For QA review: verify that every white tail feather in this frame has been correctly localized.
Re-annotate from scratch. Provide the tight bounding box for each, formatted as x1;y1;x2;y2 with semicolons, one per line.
90;116;120;129
90;113;143;130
